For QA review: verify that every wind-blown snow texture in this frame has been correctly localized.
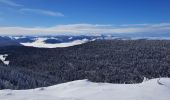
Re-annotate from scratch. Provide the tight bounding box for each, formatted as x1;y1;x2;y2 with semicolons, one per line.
0;78;170;100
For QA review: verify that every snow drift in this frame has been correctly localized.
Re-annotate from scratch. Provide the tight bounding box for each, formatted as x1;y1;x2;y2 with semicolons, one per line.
0;54;9;65
0;78;170;100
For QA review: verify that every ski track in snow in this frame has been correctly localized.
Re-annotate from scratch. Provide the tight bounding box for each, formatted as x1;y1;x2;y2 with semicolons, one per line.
0;78;170;100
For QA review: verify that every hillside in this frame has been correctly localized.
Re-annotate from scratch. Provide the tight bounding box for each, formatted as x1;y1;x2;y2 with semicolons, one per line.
0;37;21;47
0;78;170;100
0;40;170;89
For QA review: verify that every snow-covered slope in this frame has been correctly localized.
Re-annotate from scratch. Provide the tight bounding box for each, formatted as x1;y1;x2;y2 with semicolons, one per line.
0;54;9;65
0;78;170;100
20;38;88;48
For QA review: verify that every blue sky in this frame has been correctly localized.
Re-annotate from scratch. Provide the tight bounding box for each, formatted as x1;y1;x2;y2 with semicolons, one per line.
0;0;170;35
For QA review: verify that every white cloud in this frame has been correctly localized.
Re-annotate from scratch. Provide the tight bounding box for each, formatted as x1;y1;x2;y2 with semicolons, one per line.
20;8;64;17
120;24;150;27
0;0;23;7
0;23;170;36
0;0;64;17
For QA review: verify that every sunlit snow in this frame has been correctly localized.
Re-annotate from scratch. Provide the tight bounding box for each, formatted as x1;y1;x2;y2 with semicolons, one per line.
0;78;170;100
20;38;88;48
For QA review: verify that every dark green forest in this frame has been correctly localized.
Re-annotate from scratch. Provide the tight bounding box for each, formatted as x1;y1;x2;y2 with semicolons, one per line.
0;40;170;89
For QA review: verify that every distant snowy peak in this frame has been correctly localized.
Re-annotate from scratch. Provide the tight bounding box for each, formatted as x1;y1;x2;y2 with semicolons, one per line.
69;37;73;39
3;35;170;48
21;38;89;48
0;78;170;100
8;36;27;40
